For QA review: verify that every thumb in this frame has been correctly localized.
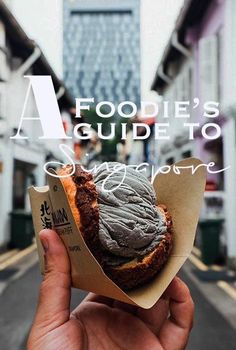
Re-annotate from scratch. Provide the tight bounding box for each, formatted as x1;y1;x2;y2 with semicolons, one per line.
33;229;71;332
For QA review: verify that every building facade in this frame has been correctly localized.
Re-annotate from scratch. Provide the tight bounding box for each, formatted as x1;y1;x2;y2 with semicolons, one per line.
0;2;75;248
63;0;141;106
151;0;236;268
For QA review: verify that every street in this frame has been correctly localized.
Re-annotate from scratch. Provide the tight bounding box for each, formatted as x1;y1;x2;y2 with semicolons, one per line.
0;256;236;350
183;272;236;350
1;1;236;349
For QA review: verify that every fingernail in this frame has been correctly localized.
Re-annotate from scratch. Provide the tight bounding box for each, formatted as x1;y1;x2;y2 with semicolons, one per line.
41;238;49;253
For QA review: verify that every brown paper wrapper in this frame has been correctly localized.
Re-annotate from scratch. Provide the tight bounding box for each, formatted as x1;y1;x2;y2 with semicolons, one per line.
28;158;206;309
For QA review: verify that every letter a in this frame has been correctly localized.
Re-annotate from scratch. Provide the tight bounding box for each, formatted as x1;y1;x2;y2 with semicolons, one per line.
11;76;71;139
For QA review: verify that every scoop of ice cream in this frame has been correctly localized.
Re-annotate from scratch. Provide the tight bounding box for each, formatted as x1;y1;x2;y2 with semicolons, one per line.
93;163;167;266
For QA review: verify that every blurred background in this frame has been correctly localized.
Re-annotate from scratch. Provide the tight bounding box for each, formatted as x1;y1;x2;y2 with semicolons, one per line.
0;0;236;349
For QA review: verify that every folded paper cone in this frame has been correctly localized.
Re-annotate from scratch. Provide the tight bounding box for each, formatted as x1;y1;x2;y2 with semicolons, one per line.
28;158;206;309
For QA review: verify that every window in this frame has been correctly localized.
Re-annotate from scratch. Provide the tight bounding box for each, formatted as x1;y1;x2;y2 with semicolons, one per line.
166;157;175;165
182;150;192;159
199;35;219;102
0;83;6;119
12;160;36;210
0;93;2;117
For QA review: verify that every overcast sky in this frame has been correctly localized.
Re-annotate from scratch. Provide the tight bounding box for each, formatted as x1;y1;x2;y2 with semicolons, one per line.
141;0;183;100
6;0;63;75
7;0;183;100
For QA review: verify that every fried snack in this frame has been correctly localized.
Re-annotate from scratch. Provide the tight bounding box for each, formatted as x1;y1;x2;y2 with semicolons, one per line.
57;164;173;290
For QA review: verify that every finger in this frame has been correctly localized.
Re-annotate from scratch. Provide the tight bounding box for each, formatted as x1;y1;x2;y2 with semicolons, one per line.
72;294;138;320
33;229;71;332
71;293;114;320
113;300;138;315
159;277;194;350
84;294;138;315
163;277;194;329
82;293;114;307
137;297;169;334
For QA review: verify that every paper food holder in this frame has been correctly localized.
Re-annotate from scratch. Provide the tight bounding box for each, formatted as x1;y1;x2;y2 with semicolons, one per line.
28;158;206;309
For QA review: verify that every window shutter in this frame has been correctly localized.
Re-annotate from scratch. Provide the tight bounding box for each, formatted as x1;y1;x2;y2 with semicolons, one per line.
183;66;192;101
0;22;6;81
199;35;218;102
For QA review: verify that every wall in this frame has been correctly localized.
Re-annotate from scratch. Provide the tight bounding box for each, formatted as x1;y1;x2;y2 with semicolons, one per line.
0;18;74;247
156;56;194;166
189;0;225;164
221;0;236;266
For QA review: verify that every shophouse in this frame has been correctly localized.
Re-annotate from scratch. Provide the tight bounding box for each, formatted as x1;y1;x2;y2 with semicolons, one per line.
0;2;75;248
151;0;236;268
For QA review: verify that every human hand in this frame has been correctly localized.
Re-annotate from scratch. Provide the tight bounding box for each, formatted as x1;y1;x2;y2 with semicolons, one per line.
27;229;194;350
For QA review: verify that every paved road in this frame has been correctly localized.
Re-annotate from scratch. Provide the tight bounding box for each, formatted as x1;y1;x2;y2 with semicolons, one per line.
0;263;235;350
183;271;236;350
